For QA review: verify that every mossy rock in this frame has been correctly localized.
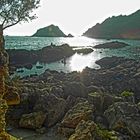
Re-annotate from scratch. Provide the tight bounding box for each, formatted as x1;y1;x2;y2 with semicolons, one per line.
95;128;118;140
121;91;134;97
68;120;119;140
61;100;94;128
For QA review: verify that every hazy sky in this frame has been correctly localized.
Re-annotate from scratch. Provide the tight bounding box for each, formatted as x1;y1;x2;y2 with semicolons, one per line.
4;0;140;36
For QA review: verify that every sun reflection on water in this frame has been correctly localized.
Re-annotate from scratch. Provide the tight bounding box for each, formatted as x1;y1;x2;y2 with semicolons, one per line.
68;52;101;72
12;51;103;78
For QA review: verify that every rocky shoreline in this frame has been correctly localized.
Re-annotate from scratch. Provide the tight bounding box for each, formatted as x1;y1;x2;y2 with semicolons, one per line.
7;41;129;75
6;56;140;140
7;44;94;74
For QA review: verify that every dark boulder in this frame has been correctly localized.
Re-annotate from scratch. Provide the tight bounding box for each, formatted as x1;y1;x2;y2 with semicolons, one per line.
33;94;67;127
63;82;87;98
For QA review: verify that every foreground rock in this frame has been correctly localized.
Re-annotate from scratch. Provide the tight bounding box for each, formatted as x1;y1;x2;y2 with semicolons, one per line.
69;120;118;140
104;102;140;137
33;94;67;127
88;92;122;113
19;111;46;129
7;56;140;139
63;82;87;98
94;41;129;49
69;120;97;140
60;99;94;128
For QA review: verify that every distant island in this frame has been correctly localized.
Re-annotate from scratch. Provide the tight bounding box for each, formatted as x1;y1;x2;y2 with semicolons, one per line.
32;24;74;37
83;10;140;39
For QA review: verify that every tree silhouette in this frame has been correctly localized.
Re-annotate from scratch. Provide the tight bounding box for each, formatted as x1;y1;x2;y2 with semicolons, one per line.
0;0;40;139
0;0;40;48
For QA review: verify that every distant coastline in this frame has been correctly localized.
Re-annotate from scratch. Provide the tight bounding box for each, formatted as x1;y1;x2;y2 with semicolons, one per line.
83;10;140;40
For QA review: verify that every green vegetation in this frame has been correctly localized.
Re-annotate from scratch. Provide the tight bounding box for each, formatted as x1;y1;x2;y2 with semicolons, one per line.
121;91;134;97
96;128;118;140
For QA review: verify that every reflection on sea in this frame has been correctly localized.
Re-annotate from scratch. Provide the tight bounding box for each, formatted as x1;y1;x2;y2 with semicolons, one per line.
12;51;102;78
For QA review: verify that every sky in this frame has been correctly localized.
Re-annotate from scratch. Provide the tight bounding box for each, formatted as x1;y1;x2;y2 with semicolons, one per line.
4;0;140;36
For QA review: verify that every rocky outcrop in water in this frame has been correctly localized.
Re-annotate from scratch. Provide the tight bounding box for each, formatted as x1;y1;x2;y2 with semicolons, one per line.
32;24;67;37
7;44;74;69
7;44;93;72
67;34;74;37
94;41;129;49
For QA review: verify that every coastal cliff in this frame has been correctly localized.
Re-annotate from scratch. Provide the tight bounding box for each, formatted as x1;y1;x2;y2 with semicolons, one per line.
83;10;140;39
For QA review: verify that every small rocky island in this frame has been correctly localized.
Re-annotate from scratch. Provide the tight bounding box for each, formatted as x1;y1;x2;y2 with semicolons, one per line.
32;24;73;37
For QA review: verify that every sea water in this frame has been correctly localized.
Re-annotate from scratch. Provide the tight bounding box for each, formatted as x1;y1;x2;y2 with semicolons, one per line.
5;36;140;77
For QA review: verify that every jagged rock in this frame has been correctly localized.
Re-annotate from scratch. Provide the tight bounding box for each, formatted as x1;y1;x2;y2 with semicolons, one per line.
34;94;67;127
94;115;109;129
50;86;64;98
69;120;118;140
58;126;75;137
104;102;140;137
88;92;122;113
69;120;97;140
60;100;94;128
87;85;103;94
4;86;20;106
63;82;87;98
121;91;135;103
65;95;76;111
19;111;46;129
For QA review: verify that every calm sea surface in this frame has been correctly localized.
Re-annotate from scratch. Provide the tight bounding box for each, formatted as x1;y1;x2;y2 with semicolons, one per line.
5;36;140;77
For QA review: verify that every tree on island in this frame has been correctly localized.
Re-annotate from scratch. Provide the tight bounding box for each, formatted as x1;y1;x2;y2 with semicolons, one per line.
0;0;40;139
